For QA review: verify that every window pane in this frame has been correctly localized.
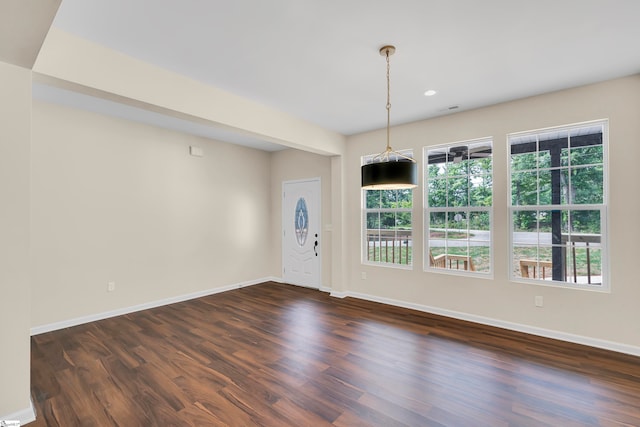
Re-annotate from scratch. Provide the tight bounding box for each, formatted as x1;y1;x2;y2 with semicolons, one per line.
366;212;380;230
538;150;551;169
447;211;468;237
571;145;603;166
446;244;469;258
469;211;490;233
560;210;571;235
470;175;492;206
470;243;490;273
447;158;469;177
365;226;381;262
428;178;447;207
569;210;601;235
565;247;601;285
513;244;538;278
365;190;381;209
538;169;552;205
396;211;412;230
429;245;446;267
395;189;413;206
429;211;447;234
380;212;397;229
428;162;446;178
427;149;449;176
560;169;570;204
511;171;537;205
572;166;603;204
561;147;570;167
514;210;536;233
511;152;537;171
447;177;469;207
469;157;492;175
538;210;553;235
513;211;538;243
379;190;397;209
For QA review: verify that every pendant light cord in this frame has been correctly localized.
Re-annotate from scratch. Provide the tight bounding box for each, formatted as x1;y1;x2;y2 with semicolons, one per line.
385;48;392;153
370;46;414;164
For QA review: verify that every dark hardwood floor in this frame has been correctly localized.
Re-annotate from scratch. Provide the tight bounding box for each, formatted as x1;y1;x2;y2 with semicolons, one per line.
30;282;640;426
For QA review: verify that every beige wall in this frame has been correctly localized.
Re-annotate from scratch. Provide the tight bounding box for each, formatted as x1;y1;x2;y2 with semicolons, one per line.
31;101;273;327
35;28;345;156
346;75;640;351
0;62;32;419
270;149;333;288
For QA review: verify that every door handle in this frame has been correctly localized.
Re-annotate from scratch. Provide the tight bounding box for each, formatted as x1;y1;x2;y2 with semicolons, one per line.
314;233;318;256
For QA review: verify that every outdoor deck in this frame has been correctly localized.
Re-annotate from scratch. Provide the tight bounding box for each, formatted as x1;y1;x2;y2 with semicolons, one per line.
366;229;601;284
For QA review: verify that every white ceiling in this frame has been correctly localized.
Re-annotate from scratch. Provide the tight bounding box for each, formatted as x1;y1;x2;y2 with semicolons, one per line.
33;0;640;149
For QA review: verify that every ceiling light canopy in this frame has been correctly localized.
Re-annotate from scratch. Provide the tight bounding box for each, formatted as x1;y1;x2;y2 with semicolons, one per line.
424;89;437;96
361;45;418;190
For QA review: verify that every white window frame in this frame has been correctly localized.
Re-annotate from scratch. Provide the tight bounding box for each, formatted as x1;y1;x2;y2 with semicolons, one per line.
507;120;609;291
361;150;414;269
424;138;493;277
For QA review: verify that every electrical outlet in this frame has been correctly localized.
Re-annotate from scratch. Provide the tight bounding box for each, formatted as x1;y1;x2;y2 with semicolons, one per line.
535;296;543;307
107;281;116;292
361;272;367;280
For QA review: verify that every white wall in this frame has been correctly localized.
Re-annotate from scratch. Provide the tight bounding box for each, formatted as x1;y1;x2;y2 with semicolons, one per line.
31;101;273;328
0;62;33;421
346;75;640;352
270;149;333;288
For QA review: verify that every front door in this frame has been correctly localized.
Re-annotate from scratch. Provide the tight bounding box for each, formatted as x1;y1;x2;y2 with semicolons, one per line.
282;178;321;288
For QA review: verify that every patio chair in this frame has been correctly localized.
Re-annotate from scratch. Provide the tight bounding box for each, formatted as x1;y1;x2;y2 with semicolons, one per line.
429;251;475;271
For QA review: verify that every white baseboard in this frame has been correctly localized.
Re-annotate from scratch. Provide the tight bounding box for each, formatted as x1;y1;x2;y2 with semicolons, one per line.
30;277;279;336
329;290;348;298
341;290;640;358
1;399;35;425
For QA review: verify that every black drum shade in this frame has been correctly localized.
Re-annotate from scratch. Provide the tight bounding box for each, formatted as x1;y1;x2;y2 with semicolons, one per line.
361;159;418;190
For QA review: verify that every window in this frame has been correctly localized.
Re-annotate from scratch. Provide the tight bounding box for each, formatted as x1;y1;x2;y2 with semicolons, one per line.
425;139;493;274
508;120;607;288
362;151;413;267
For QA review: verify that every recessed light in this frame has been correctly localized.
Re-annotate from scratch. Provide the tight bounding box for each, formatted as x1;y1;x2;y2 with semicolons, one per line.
424;89;437;97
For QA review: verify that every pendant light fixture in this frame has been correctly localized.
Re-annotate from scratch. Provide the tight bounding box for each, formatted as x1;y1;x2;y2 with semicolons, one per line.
361;45;418;190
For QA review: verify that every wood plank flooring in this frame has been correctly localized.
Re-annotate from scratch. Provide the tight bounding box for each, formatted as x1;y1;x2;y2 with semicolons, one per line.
30;282;640;426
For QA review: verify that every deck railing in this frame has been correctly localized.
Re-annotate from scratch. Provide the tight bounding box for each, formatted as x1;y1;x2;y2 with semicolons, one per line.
366;230;600;283
519;233;601;284
562;233;601;284
366;229;411;264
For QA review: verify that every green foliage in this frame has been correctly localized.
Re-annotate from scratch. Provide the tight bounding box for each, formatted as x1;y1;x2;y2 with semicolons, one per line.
366;189;412;230
427;156;493;209
510;139;603;233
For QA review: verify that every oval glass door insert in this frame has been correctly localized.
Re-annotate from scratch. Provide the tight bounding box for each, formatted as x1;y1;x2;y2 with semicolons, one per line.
294;197;309;246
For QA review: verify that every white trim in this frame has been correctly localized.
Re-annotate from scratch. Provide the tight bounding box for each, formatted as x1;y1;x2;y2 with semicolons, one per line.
329;290;348;298
341;290;640;357
30;277;278;336
1;399;36;425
